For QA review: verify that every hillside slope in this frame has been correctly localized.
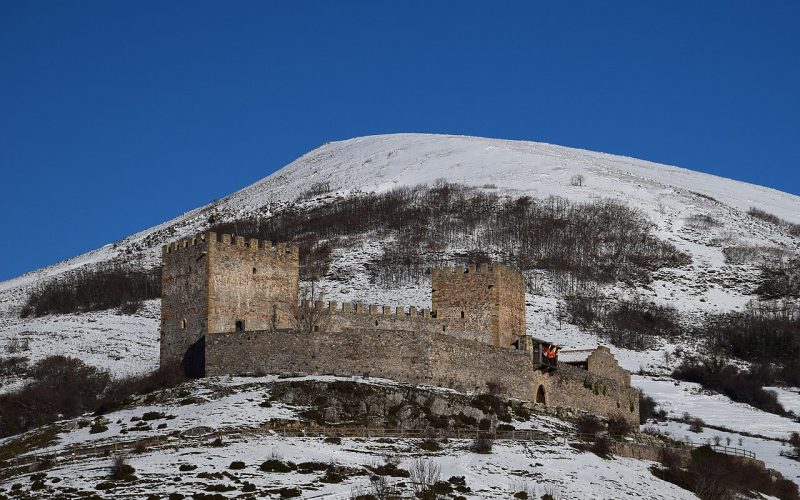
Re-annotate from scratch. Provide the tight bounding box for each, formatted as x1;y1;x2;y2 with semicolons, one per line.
2;133;800;489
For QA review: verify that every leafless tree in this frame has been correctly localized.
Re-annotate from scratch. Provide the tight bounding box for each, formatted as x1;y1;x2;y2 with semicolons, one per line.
291;284;331;333
570;174;585;187
409;458;440;495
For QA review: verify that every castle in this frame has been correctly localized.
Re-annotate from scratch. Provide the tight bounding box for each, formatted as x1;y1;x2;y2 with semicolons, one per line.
161;232;640;424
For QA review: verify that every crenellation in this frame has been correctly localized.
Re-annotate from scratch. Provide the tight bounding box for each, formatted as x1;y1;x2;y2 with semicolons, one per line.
161;231;638;424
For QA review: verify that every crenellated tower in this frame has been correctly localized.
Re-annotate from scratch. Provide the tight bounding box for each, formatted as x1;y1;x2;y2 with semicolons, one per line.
431;263;526;348
160;232;299;376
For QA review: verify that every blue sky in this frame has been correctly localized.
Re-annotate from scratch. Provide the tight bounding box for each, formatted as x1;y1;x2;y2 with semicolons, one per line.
1;1;799;281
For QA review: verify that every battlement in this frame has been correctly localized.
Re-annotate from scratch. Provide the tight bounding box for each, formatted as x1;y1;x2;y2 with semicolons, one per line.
303;300;437;319
162;232;298;259
431;262;501;277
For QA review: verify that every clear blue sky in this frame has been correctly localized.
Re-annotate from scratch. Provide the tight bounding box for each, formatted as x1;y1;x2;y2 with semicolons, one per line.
1;1;799;281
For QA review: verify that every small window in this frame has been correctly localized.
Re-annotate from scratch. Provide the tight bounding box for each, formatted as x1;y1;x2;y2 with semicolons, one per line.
375;320;379;326
235;320;244;332
181;319;187;329
314;325;319;332
460;310;465;319
252;267;257;274
442;325;446;332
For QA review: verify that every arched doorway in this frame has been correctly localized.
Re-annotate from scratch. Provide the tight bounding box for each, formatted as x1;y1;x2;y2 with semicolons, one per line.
536;385;546;405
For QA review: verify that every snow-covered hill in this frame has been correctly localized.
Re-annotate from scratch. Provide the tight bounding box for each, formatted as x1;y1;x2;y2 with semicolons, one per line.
2;133;800;494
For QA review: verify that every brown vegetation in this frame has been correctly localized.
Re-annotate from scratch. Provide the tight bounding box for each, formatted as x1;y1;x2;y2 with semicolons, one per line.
211;182;689;289
654;445;798;500
0;356;184;437
672;358;785;415
21;264;160;317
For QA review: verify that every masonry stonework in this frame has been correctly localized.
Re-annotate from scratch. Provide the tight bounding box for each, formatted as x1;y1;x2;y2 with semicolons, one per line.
160;232;298;376
204;328;640;424
432;263;525;347
161;232;638;424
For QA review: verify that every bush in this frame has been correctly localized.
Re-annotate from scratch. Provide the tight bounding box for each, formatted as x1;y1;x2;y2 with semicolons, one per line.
212;182;688;289
90;422;109;434
639;393;659;424
0;356;111;436
607;415;632;436
110;455;135;480
673;358;785;415
688;418;705;433
656;444;799;500
576;415;604;436
229;461;245;470
418;438;441;452
469;438;493;454
260;459;297;473
592;435;612;458
21;264;160;317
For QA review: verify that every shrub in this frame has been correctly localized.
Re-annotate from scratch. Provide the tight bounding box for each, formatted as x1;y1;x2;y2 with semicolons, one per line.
229;461;245;470
575;415;604;436
141;411;166;421
639;392;659;424
21;264;160;317
260;459;297;473
688;418;705;433
90;422;109;434
592;435;613;459
110;454;135;480
212;182;687;289
418;438;441;452
178;464;197;472
607;415;632;436
469;438;493;454
323;436;341;445
0;356;111;436
673;358;786;415
409;458;440;495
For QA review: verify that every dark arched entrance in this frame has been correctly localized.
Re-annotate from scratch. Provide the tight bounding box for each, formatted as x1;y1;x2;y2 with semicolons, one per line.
536;385;546;404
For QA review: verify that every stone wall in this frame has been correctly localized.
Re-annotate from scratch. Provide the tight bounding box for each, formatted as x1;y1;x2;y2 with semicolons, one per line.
431;263;525;348
204;327;640;424
206;232;299;334
587;346;631;386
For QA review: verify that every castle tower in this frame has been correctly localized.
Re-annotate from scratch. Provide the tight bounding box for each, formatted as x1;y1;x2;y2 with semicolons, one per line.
431;263;525;348
160;232;299;376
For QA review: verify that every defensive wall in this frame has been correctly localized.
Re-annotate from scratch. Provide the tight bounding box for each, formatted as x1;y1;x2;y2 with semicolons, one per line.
204;327;640;425
160;232;299;375
432;263;526;347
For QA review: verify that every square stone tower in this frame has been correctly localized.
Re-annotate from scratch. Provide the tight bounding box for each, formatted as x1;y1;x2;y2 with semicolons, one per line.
431;263;526;348
160;232;299;376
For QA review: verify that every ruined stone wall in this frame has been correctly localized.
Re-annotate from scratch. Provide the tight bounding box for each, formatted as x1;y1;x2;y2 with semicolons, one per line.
553;362;639;422
160;235;210;373
587;346;631;386
205;327;639;424
494;264;526;345
206;232;299;334
431;263;525;348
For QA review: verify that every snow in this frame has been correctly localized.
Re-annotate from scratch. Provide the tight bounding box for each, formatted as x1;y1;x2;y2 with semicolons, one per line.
1;133;800;495
1;376;698;499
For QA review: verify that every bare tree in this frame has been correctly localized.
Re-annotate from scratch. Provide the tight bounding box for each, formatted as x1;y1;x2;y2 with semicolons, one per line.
291;284;331;333
570;174;585;187
409;458;440;495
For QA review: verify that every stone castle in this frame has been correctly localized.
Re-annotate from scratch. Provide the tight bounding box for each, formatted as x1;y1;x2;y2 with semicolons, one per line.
161;232;640;424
